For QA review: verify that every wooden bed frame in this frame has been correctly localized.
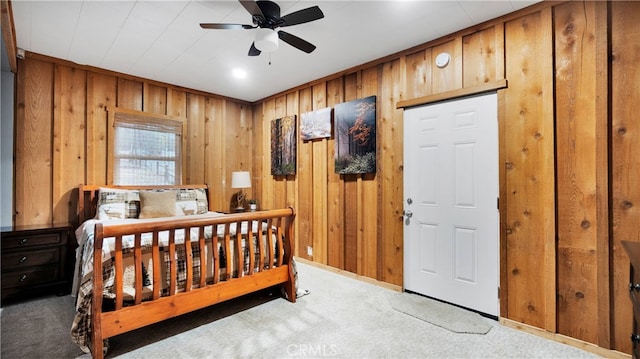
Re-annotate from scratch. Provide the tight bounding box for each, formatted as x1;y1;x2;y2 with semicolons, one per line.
76;184;296;359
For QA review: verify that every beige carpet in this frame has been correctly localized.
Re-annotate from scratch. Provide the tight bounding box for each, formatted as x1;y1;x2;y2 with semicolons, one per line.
1;261;600;359
389;292;493;334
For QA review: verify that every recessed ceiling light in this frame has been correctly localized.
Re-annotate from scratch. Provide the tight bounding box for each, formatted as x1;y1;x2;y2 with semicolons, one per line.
232;68;247;79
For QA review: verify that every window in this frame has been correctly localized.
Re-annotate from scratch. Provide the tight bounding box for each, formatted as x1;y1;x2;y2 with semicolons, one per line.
108;108;185;185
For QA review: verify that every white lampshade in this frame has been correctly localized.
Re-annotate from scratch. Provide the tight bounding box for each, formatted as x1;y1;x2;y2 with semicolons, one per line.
255;28;279;52
231;171;251;189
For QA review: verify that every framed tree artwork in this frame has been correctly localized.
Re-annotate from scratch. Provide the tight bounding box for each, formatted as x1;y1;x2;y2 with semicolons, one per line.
271;115;297;175
334;96;377;174
300;107;332;141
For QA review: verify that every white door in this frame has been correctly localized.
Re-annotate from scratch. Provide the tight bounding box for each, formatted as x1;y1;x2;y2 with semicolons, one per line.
403;92;499;316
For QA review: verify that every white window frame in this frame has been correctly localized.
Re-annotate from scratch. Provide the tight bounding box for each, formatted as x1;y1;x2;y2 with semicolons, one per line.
107;107;186;185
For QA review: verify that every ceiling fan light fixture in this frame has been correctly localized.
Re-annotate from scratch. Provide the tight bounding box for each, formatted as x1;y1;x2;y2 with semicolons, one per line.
255;28;279;52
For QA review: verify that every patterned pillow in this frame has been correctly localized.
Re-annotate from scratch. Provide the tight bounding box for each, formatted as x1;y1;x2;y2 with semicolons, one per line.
96;188;140;220
175;188;209;215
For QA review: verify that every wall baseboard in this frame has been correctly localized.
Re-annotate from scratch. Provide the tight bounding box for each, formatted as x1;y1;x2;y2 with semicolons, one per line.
500;318;631;359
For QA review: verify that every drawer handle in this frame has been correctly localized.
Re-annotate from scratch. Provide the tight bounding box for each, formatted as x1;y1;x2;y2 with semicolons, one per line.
632;333;640;343
629;283;640;292
18;256;27;263
19;274;28;282
20;238;28;245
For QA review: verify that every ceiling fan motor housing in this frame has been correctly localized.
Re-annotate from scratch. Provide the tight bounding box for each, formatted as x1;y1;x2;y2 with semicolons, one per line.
254;1;282;29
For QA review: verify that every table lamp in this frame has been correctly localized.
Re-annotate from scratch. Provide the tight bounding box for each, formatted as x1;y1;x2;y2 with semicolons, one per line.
231;171;251;211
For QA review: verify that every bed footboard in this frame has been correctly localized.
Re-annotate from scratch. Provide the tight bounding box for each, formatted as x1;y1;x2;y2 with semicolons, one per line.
89;208;296;359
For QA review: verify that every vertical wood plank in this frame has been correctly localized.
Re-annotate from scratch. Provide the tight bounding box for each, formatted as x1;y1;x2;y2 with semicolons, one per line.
144;84;167;115
326;77;344;269
592;1;611;350
52;65;86;224
297;88;313;260
378;60;403;285
261;100;275;211
504;9;555;331
463;26;499;87
86;73;116;185
204;97;225;211
224;101;252;209
14;57;53;225
117;78;143;111
611;1;640;353
343;73;359;273
240;103;255;201
311;84;328;264
554;0;602;345
405;49;432;99
359;67;379;280
167;88;187;118
186;94;206;184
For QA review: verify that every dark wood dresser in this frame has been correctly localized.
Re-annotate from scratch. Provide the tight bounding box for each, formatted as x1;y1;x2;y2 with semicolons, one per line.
623;240;640;359
1;223;74;305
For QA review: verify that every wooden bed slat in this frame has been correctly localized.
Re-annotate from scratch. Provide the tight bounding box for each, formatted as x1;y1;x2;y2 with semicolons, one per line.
115;236;124;310
168;231;176;295
152;232;161;300
235;221;243;278
213;228;219;284
276;217;284;266
184;226;193;292
267;219;274;269
257;223;265;271
134;233;142;305
248;220;255;275
224;223;232;280
198;226;206;288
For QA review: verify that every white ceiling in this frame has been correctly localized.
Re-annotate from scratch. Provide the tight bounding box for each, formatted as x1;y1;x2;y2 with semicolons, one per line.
11;0;538;102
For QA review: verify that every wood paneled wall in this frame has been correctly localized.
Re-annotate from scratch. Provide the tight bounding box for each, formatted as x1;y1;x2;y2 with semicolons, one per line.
10;0;640;355
250;1;639;355
15;55;254;226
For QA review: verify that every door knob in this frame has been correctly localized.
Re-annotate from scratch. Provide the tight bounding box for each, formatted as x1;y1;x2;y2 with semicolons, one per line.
404;210;413;218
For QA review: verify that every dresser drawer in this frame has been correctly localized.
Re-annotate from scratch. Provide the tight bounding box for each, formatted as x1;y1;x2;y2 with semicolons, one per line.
1;247;60;270
1;266;60;289
1;232;63;249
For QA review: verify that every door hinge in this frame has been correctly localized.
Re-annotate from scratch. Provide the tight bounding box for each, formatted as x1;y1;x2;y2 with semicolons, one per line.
497;197;499;210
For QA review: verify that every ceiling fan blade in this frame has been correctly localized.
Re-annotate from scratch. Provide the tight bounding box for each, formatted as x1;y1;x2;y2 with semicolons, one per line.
200;23;254;30
280;6;324;27
248;42;262;56
278;30;316;54
239;0;263;17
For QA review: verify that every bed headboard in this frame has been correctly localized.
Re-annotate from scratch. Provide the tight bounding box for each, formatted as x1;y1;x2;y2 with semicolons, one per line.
77;184;209;226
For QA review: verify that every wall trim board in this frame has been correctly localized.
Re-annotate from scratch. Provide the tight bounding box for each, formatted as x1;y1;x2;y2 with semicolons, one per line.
396;79;507;109
500;318;630;359
295;257;402;293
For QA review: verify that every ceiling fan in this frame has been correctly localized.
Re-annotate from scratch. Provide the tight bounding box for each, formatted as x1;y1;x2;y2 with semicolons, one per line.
200;0;324;56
